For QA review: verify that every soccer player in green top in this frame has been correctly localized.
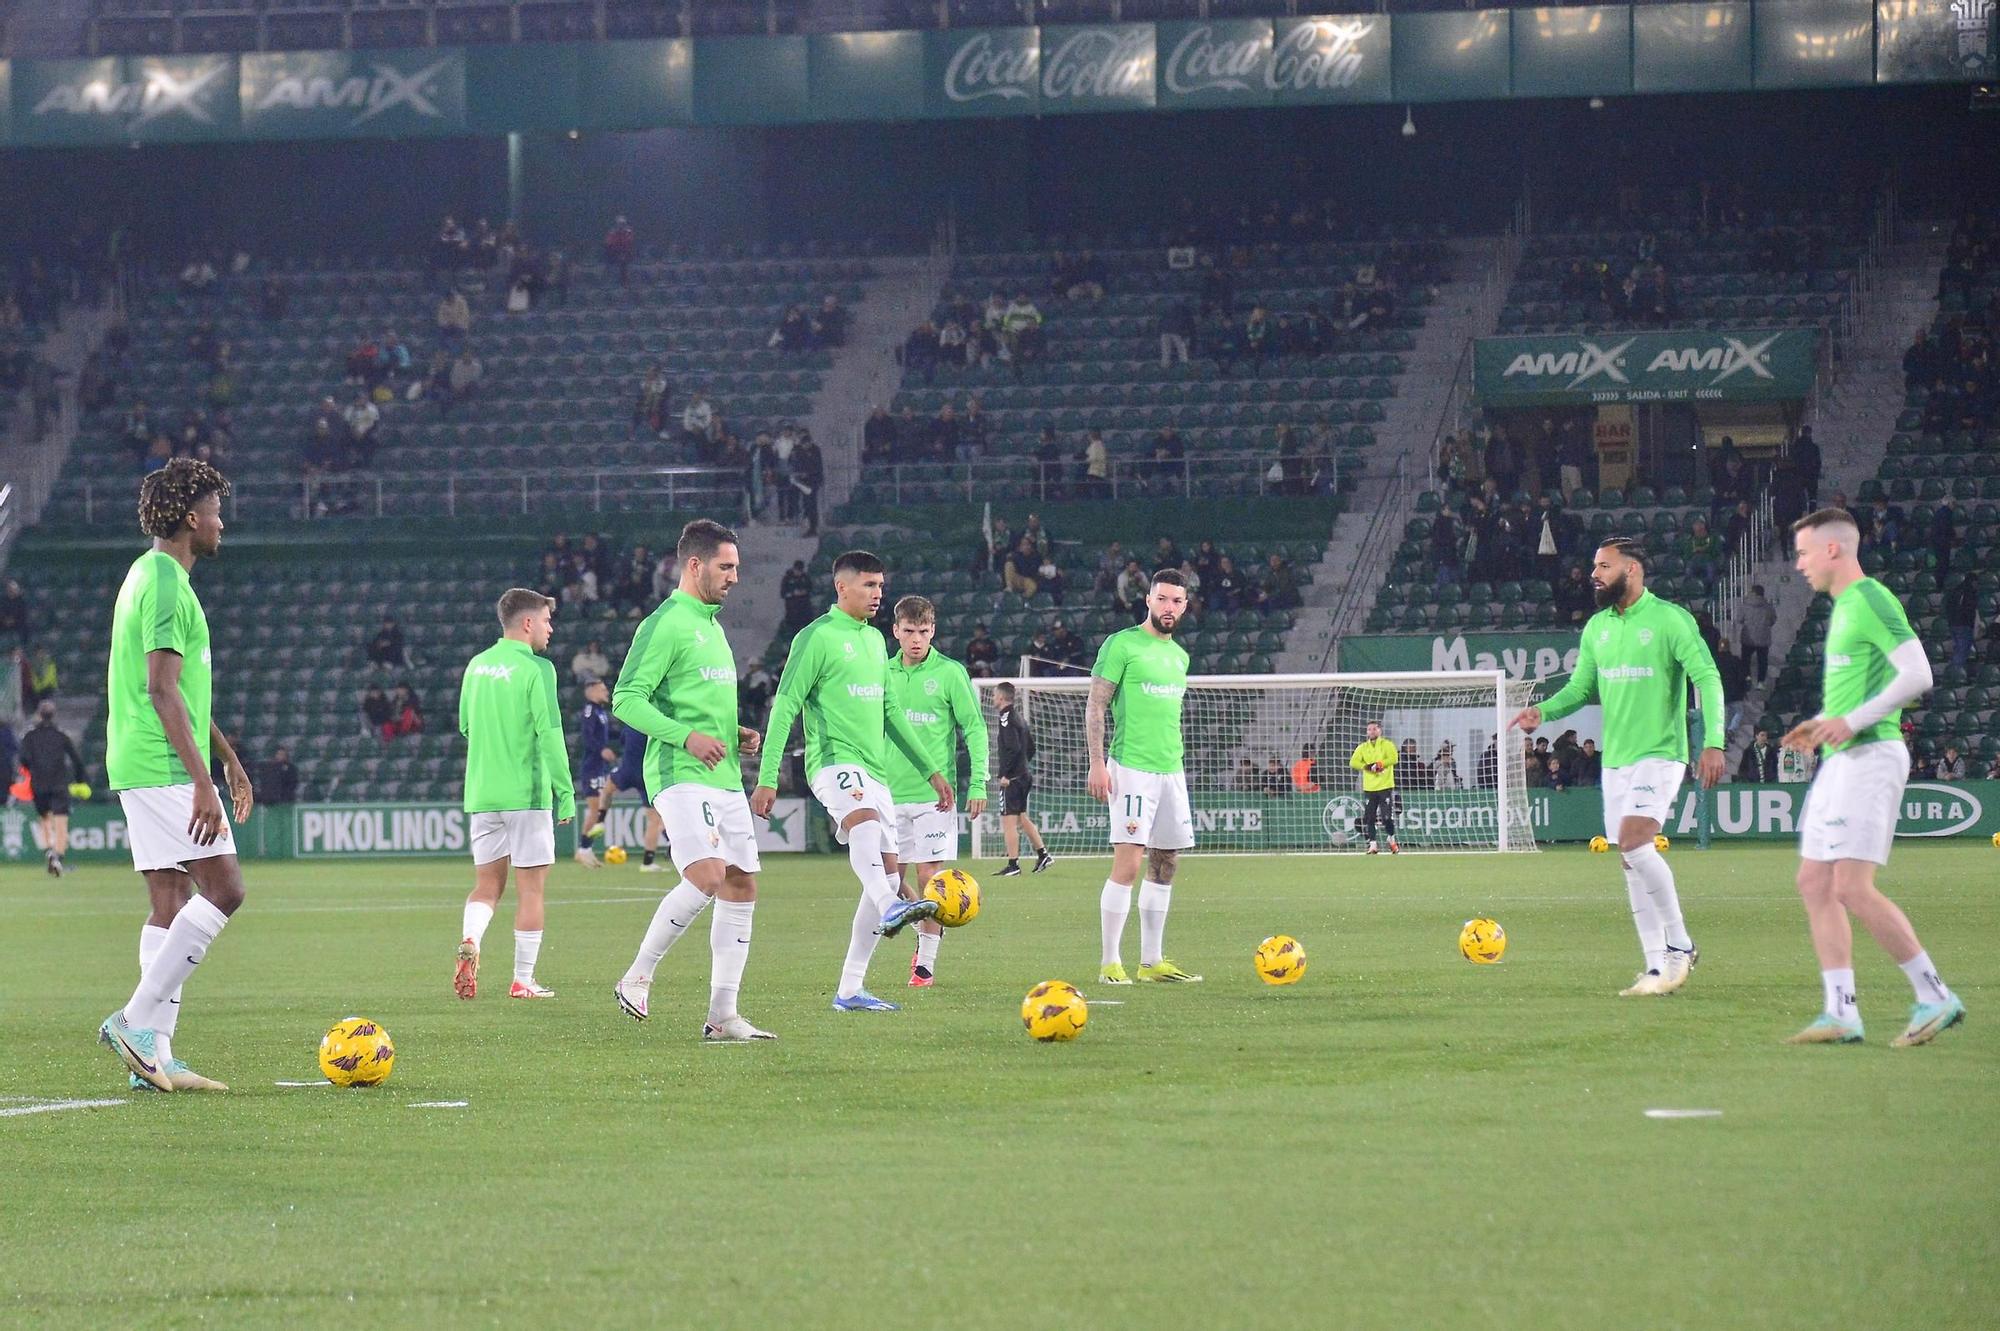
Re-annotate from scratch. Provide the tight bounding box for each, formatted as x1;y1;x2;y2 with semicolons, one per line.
610;520;775;1041
455;588;576;1001
1087;567;1201;985
883;595;989;988
749;551;951;1012
97;458;251;1093
1780;508;1962;1047
1510;537;1725;997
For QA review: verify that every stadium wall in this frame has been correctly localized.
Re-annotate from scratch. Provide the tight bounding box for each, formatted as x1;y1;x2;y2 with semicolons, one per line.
11;784;1996;862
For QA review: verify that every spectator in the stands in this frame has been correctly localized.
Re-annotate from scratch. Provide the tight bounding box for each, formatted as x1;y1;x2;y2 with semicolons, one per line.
1199;267;1234;318
383;684;424;741
571;638;611;684
928;404;961;461
0;579;29;645
1115;559;1148;620
262;747;300;805
1291;748;1321;793
773;305;811;354
1004;536;1042;601
1770;462;1809;537
632;365;671;440
1685;516;1723;588
563;555;600;610
1210;556;1243;613
1002;291;1044;367
1046;619;1083;666
603;215;636;284
1160;301;1194;367
1082;430;1109;497
367;616;409;671
1558;421;1591;501
1092;542;1126;596
1555;562;1593;623
1191;540;1222;587
780;560;813;631
1178;559;1204;614
1936;744;1967;781
1724;499;1754;560
1738;728;1779;783
1790;426;1822;505
1262;758;1289;795
681;391;715;456
1693;607;1722;663
435;288;472;349
1946;575;1979;672
1929;499;1956;584
360;685;393;734
343;392;381;465
811;295;847;348
433;216;469;270
1259;553;1301;611
862;406;896;462
792;431;824;537
1575;739;1601;786
179;255;217;294
442;349;482;415
1484;426;1524;498
1738;584;1776;681
1244;306;1271;371
1152;535;1181;572
965;624;1000;677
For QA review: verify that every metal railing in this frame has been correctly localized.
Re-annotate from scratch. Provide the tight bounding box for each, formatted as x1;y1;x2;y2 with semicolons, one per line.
71;465;745;525
1317;452;1409;668
1712;488;1776;642
827;451;1334;506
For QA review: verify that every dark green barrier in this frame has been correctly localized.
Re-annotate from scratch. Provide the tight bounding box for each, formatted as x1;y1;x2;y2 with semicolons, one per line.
0;6;1991;148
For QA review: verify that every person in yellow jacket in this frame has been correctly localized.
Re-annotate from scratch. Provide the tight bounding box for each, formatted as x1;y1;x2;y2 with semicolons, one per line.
1349;720;1399;854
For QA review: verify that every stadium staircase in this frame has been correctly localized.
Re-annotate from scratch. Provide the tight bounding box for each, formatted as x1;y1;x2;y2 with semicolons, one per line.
814;252;950;515
1281;239;1497;672
1721;226;1950;765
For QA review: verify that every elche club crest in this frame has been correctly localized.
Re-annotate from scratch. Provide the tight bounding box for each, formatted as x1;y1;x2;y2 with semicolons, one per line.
923;678;941;696
1636;628;1653;646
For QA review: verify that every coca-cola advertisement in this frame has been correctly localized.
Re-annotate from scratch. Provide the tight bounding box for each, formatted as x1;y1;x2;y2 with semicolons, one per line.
926;25;1158;117
926;27;1041;117
1268;16;1390;104
1157;20;1274;108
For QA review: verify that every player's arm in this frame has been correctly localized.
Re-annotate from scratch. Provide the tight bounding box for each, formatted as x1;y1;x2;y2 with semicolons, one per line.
1670;611;1728;787
753;630;817;802
1785;585;1931;751
1084;675;1116;801
458;668;472;738
138;563;225;843
884;676;952;810
62;733;86;786
1380;743;1396;777
534;660;577;822
1348;744;1367;772
209;721;254;821
1518;630;1599;730
950;666;988;812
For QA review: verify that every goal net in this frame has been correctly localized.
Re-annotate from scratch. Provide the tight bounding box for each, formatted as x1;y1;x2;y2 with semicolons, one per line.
967;671;1539;857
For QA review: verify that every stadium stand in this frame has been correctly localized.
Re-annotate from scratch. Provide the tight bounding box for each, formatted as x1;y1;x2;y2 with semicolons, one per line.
50;242;866;526
1761;214;2000;779
880;232;1445;503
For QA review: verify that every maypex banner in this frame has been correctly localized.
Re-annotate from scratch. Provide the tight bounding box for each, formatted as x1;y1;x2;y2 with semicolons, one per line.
1475;328;1821;407
1339;631;1584;681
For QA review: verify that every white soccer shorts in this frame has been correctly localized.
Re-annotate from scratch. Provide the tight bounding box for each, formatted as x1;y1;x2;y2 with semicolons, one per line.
894;801;958;868
118;783;237;873
469;809;556;868
1600;758;1686;840
1106;762;1196;850
1799;741;1908;866
654;784;761;875
808;763;899;852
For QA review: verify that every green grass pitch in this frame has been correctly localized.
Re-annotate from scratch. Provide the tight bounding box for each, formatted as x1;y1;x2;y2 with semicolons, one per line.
3;843;1995;1328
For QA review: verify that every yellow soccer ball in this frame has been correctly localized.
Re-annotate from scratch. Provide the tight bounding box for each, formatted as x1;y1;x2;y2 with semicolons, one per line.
68;782;92;800
1253;934;1308;985
319;1016;396;1087
1021;981;1087;1042
1588;835;1609;853
1459;918;1507;965
603;845;629;865
923;868;981;927
1991;832;1999;848
1654;834;1670;851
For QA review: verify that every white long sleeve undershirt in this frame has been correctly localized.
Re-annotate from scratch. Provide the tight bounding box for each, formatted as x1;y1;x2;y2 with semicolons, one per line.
1835;637;1933;734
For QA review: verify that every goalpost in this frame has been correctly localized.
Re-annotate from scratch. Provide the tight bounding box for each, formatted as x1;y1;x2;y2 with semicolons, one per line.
968;671;1539;857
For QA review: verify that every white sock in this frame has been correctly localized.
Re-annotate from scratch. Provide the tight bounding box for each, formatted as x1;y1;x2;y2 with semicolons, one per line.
623;882;712;983
1898;952;1952;1005
1822;968;1858;1022
838;890;883;999
847;822;897;912
1138;879;1172;967
1625;844;1692;952
139;924;184;1038
1621;860;1666;972
462;899;495;948
708;899;754;1023
513;930;543;984
915;929;941;970
1100;879;1132;967
123;896;227;1031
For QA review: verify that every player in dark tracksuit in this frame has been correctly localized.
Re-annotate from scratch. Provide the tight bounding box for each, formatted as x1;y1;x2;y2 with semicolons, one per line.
20;700;86;876
580;680;664;871
993;681;1053;877
574;679;618;865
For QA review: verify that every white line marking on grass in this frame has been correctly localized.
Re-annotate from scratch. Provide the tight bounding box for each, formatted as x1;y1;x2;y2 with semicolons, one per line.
274;1080;332;1087
1083;999;1124;1006
0;1098;128;1118
12;894;663;920
1645;1108;1724;1119
407;1101;468;1109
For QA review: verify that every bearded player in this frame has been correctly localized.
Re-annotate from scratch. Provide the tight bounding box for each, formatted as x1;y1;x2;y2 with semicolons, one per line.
1087;568;1201;984
882;595;989;988
750;551;950;1012
97;458;252;1093
611;520;773;1041
1780;508;1962;1047
1510;537;1724;997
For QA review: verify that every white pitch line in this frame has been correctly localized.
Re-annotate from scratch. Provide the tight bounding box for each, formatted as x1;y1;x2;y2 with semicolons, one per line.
274;1080;332;1088
1645;1108;1724;1119
407;1100;468;1109
0;1098;128;1118
7;894;663;921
